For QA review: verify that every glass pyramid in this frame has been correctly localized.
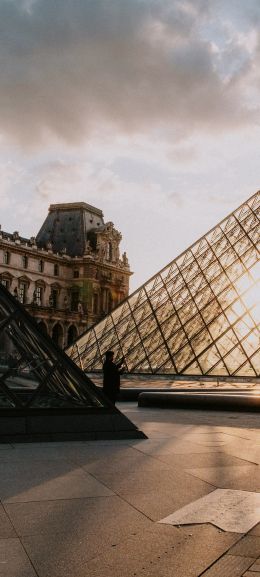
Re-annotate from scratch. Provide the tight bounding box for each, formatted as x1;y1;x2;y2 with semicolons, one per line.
0;283;145;440
0;282;113;409
67;191;260;379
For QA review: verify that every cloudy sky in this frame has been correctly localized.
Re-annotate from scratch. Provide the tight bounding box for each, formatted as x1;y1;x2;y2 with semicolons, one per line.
0;0;259;290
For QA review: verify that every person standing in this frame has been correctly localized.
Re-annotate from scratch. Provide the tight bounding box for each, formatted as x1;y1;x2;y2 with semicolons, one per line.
102;350;124;404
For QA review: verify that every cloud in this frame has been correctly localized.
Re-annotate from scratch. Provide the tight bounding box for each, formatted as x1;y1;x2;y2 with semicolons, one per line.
0;0;259;146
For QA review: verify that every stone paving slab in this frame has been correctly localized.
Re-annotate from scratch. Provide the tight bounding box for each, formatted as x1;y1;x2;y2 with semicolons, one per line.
130;437;227;456
21;523;238;577
0;461;114;503
86;465;212;497
156;451;251;470
225;442;260;465
5;495;151;538
0;503;17;538
228;535;260;558
78;451;172;475
0;442;135;463
0;538;37;577
249;523;260;536
247;558;260;570
181;431;236;446
187;464;260;490
200;554;255;577
119;482;214;522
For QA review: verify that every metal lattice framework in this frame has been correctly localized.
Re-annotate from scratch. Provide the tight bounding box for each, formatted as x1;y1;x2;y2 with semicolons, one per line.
67;191;260;378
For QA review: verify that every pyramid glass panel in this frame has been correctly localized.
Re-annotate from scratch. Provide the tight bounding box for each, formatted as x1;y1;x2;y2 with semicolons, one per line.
67;191;260;378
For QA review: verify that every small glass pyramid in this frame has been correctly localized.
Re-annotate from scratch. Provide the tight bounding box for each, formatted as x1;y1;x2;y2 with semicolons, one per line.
67;191;260;378
0;283;145;440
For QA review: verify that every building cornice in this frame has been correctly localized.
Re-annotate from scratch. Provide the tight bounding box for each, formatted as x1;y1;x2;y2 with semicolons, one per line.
49;202;103;218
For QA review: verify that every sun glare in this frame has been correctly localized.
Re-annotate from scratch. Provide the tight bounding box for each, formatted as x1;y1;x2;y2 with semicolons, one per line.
235;261;260;326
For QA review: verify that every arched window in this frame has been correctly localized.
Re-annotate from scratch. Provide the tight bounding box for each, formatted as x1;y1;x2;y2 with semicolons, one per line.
67;325;78;346
38;321;47;334
52;323;63;347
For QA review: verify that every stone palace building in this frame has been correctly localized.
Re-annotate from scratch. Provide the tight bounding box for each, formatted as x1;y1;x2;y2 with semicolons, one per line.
0;202;131;348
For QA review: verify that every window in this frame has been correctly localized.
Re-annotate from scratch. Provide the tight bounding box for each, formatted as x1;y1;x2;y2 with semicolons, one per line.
54;264;59;276
22;255;28;269
38;259;44;273
3;251;10;265
35;286;43;306
101;288;112;314
71;289;80;312
1;278;9;289
19;282;27;304
93;293;99;314
49;289;58;308
73;270;79;278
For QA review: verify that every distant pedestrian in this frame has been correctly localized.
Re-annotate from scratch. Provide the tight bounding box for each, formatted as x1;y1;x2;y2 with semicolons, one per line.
102;350;125;404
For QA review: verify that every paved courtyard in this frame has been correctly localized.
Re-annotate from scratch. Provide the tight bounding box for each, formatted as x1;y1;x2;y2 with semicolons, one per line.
1;401;260;577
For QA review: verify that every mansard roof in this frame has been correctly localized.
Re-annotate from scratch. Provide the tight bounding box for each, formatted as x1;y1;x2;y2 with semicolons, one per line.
36;202;105;257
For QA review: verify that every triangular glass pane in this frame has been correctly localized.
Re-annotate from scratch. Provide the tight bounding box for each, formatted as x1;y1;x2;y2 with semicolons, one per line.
168;329;187;355
142;329;164;354
207;361;229;376
161;314;181;340
191;329;212;356
224;345;248;374
250;351;260;374
235;203;251;222
234;362;256;377
179;299;198;323
184;361;202;375
240;329;259;357
185;313;205;340
175;344;194;372
198;345;222;374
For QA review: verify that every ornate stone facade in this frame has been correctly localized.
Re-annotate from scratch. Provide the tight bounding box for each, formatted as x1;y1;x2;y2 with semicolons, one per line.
0;202;131;348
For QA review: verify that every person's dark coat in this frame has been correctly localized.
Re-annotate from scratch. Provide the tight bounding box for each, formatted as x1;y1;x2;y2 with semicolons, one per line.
103;359;122;404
